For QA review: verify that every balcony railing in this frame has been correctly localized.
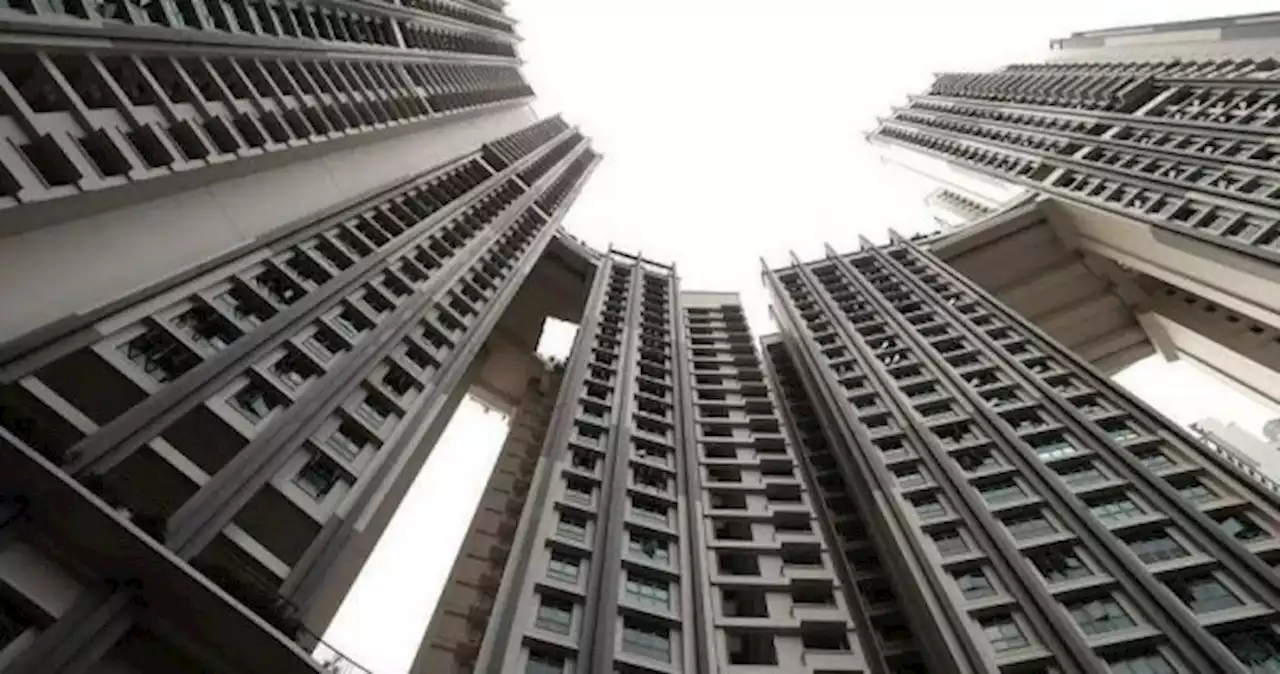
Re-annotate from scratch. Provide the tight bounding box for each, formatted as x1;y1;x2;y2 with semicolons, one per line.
310;639;372;674
196;562;372;674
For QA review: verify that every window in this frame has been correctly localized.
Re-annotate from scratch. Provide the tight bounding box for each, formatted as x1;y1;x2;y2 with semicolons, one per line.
1117;525;1183;563
633;497;669;525
355;393;394;428
547;553;580;583
229;381;284;423
1168;575;1243;613
896;468;927;489
381;366;416;397
212;283;275;327
1056;463;1106;488
295;455;341;499
564;478;593;506
981;480;1026;506
912;496;946;520
1107;650;1176;674
534;596;573;635
1089;496;1144;524
173;305;240;353
954;568;996;599
1221;627;1280;673
1217;513;1270;542
253;267;305;305
1135;449;1174;471
118;326;199;383
933;530;969;556
557;514;587;543
1104;422;1139;443
334;305;372;339
1005;512;1055;540
624;573;671;609
326;420;372;460
1032;436;1078;461
981;616;1029;652
1176;480;1217;505
621;619;671;662
1030;547;1090;583
525;652;564;674
303;326;349;362
630;533;669;565
1068;597;1135;636
272;352;318;391
956;449;998;472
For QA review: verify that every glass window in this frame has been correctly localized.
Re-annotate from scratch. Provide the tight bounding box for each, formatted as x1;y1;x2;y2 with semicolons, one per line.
547;553;580;583
956;449;998;472
172;305;240;353
981;616;1029;652
295;455;341;500
1176;480;1217;505
912;497;946;520
1106;650;1176;674
625;573;671;609
355;393;394;427
1168;575;1243;613
1221;627;1280;673
981;480;1026;506
212;283;275;327
629;533;670;565
564;478;593;506
933;530;969;556
621;619;671;662
253;267;305;305
1068;597;1136;636
1089;496;1144;523
954;568;996;599
1030;547;1090;583
1218;513;1270;542
632;496;668;524
1005;512;1055;540
1056;463;1106;488
326;420;371;460
557;514;587;543
1033;436;1078;461
118;326;199;383
272;352;318;391
525;652;564;674
1135;448;1174;471
229;381;284;423
534;596;573;635
1125;531;1189;564
896;468;927;489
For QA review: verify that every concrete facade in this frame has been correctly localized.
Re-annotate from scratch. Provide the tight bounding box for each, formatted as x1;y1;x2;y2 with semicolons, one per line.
0;1;604;668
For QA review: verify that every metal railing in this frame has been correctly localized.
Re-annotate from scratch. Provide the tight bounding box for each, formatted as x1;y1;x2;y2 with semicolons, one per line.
309;637;373;674
197;561;373;674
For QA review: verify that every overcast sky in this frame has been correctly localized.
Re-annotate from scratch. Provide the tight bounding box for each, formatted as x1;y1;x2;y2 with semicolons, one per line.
325;2;1280;672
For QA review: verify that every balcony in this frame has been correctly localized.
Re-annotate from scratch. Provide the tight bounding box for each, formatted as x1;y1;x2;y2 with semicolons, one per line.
0;427;363;674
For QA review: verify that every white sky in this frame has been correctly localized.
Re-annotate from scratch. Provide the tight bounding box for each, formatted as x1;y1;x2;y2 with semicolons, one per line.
325;2;1280;672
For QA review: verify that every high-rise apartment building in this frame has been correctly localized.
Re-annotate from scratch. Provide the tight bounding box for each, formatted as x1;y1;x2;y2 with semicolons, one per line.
0;1;603;671
418;252;867;674
870;12;1280;408
762;235;1280;673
